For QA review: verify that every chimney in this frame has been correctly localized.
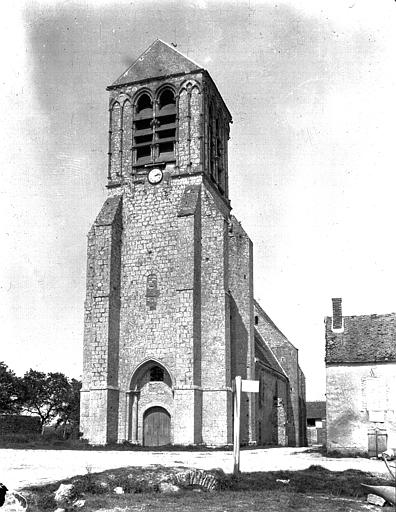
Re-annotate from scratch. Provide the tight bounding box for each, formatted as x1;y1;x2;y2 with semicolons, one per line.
332;298;343;330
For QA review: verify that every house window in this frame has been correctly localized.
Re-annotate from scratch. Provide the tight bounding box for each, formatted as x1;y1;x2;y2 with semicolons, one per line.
150;366;164;382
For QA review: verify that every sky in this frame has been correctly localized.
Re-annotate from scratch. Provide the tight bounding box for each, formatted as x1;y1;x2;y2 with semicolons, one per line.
1;0;396;400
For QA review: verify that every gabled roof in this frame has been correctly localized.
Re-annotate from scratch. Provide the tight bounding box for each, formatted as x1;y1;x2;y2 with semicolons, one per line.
111;39;203;87
306;401;326;420
254;330;288;379
254;299;297;351
325;313;396;364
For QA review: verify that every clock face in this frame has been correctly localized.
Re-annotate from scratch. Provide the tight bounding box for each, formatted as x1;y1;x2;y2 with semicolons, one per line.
148;168;163;185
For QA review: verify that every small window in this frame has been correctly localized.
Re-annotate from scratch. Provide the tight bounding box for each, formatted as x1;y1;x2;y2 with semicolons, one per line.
150;366;164;382
254;315;259;325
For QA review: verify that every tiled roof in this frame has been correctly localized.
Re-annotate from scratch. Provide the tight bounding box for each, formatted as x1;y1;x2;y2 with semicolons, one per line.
306;401;326;419
254;330;287;378
254;299;297;351
325;313;396;364
111;39;203;87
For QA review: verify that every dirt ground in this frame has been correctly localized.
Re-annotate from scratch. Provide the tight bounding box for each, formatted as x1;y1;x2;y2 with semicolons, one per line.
1;446;389;491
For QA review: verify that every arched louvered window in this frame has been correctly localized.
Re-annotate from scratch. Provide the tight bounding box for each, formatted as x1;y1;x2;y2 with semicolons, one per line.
208;104;216;181
133;88;176;167
208;104;225;195
156;88;176;162
133;93;153;165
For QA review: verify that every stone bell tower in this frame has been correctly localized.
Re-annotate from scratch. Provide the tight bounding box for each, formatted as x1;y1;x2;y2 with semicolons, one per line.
80;40;255;446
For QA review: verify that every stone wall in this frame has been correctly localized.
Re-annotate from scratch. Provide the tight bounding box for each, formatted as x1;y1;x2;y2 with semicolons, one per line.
255;366;289;446
326;363;396;454
81;172;235;446
0;415;41;435
81;195;122;445
254;302;305;447
228;216;255;444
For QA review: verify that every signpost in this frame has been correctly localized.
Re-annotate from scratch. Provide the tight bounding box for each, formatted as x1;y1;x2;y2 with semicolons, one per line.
233;376;259;475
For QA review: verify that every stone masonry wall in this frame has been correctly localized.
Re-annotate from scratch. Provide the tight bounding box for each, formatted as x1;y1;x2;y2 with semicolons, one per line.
255;365;289;446
254;302;302;446
298;368;307;446
200;185;232;445
327;363;396;454
115;176;200;444
228;216;255;444
105;174;232;446
81;196;122;444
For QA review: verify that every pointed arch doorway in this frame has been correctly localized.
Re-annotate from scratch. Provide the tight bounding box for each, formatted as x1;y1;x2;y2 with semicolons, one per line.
143;406;171;446
128;359;174;445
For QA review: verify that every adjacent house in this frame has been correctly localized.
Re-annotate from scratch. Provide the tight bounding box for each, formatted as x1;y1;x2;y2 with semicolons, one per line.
306;401;326;446
325;298;396;455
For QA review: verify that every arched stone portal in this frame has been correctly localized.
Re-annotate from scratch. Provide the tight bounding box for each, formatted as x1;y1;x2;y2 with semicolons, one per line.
128;360;174;445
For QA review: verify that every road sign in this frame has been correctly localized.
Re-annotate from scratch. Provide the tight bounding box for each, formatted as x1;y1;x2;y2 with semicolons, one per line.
241;379;259;393
233;377;260;475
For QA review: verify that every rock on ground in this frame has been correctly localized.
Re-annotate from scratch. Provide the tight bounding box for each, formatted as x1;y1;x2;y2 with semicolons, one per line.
54;483;76;506
2;491;28;511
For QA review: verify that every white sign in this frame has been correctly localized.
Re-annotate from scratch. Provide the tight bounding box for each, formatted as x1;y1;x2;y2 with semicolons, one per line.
241;379;259;393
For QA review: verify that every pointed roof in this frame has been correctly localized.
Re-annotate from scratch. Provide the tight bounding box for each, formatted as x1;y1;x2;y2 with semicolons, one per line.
111;39;203;88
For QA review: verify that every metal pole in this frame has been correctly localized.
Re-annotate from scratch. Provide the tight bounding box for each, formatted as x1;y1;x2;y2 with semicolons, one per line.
233;376;242;476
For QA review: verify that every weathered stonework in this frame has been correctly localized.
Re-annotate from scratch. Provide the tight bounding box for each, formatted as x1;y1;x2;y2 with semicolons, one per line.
254;302;307;447
81;40;306;447
326;300;396;454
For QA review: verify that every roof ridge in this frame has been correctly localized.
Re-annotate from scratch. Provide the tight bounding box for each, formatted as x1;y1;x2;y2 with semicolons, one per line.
110;39;204;88
328;312;396;319
254;328;289;379
156;39;203;69
254;299;297;350
112;39;158;87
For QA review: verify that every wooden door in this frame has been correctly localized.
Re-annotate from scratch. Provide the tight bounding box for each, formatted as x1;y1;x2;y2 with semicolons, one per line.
143;407;171;446
368;429;387;457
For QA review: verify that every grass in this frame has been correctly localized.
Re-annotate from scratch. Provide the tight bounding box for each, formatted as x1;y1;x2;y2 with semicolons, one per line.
22;464;392;512
49;490;377;511
0;432;235;451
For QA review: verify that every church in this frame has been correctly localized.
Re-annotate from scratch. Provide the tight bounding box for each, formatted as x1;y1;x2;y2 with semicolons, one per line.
80;40;306;447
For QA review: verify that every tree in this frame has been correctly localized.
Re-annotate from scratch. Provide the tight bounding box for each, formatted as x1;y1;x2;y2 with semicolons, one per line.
0;362;22;414
55;378;82;438
20;370;73;433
